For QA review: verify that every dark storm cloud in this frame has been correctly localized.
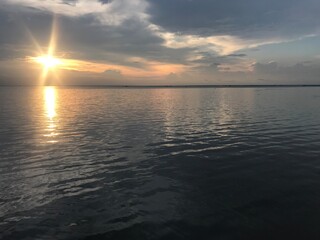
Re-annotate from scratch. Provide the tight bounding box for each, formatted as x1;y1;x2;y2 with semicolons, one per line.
146;0;320;39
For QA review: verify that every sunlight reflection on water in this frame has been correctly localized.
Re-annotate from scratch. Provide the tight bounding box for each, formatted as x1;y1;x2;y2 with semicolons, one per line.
44;87;58;143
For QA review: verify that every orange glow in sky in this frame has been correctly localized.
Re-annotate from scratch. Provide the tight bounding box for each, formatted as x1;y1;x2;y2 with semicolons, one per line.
27;14;186;83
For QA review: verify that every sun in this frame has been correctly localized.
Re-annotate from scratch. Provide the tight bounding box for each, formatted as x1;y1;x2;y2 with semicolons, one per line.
35;55;62;69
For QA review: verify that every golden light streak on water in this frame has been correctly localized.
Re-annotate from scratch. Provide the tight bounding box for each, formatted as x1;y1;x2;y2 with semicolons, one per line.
45;87;56;119
44;87;58;143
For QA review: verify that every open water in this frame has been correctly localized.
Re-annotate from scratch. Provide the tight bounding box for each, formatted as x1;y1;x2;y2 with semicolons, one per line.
1;86;320;239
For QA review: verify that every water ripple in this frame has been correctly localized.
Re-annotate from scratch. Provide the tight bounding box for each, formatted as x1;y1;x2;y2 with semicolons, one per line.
1;87;320;239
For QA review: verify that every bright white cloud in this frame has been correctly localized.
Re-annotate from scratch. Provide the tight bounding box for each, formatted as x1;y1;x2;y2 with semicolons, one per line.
159;31;292;55
4;0;148;26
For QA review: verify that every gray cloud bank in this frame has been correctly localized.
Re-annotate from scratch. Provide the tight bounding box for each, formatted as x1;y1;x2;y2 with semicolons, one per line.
147;0;320;39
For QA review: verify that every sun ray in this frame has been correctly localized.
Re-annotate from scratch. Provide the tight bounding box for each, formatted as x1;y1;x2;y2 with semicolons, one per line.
24;27;45;56
13;11;45;56
19;14;61;85
48;14;58;57
39;14;59;85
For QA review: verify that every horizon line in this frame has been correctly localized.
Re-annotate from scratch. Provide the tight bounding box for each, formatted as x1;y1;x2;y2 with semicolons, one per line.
1;84;320;88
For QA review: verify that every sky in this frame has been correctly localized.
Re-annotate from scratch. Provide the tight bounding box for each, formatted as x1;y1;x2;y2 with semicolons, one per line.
0;0;320;85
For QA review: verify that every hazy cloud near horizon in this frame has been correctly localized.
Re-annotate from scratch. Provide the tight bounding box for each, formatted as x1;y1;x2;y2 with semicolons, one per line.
0;0;320;85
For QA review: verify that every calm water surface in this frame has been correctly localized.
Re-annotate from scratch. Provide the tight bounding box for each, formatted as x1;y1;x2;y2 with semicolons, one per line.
0;87;320;239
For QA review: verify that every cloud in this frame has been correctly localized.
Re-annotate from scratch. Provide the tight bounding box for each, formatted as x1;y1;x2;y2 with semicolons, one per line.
4;0;148;26
159;32;258;55
7;0;319;57
254;61;279;74
1;0;320;85
146;0;320;39
227;54;247;58
146;0;320;56
0;5;190;68
104;69;122;75
252;61;320;84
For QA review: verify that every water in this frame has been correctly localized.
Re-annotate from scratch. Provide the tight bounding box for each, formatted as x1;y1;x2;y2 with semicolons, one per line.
1;86;320;240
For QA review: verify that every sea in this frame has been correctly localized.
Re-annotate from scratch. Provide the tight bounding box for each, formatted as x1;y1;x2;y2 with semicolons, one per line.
0;86;320;240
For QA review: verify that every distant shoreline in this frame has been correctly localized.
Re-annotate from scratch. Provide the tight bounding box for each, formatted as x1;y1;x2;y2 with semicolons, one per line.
1;84;320;88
